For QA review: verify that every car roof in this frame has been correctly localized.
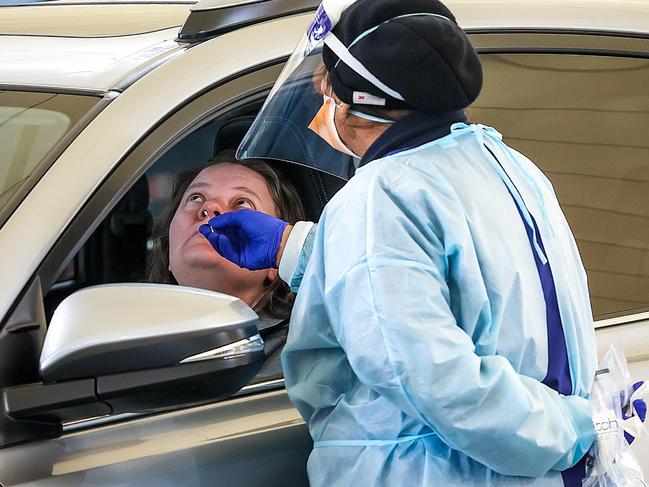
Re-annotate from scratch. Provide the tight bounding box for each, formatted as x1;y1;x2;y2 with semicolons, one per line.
449;0;649;36
0;2;195;37
0;0;647;94
0;1;194;93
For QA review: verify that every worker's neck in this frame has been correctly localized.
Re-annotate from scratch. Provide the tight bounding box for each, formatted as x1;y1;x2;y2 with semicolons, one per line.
347;124;391;158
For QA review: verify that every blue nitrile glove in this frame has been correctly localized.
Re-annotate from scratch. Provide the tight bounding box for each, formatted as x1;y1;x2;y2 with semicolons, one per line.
622;380;648;444
198;209;288;270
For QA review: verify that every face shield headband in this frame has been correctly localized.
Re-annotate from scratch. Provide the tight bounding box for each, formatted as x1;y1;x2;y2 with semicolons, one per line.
322;10;454;106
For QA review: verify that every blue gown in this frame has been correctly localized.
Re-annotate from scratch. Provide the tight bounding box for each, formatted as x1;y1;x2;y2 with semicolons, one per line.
281;123;597;486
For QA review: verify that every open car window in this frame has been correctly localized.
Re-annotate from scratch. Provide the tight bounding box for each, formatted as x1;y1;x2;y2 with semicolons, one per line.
42;95;344;392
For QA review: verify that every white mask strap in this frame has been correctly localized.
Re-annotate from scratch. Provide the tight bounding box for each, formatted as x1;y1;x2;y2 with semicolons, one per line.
322;13;454;104
323;32;405;102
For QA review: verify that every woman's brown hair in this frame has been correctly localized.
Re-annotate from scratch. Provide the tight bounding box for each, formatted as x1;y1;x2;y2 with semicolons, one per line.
146;150;305;319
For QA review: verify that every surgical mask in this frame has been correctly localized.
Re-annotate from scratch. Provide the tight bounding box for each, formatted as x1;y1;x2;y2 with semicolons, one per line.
308;95;396;158
308;95;360;158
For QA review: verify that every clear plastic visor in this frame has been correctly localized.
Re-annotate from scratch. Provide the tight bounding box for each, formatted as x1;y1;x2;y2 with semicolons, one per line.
236;32;355;180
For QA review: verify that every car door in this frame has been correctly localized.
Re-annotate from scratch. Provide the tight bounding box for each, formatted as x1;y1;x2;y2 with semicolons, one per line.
0;15;321;486
468;31;649;469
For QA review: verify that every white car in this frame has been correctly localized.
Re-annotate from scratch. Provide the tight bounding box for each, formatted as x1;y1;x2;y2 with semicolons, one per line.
0;0;647;484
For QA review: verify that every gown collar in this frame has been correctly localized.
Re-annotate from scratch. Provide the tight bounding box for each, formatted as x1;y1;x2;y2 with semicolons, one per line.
359;110;468;168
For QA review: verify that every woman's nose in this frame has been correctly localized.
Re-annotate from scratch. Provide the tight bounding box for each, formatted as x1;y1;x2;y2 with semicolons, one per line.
199;203;223;220
200;209;219;219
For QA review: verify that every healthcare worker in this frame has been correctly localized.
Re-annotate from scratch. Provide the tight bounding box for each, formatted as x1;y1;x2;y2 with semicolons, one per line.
199;0;647;485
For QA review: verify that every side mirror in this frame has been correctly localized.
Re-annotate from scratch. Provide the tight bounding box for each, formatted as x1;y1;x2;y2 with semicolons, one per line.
1;284;264;447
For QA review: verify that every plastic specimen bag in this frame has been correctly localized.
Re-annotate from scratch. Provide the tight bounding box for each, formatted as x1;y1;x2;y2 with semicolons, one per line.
583;343;646;486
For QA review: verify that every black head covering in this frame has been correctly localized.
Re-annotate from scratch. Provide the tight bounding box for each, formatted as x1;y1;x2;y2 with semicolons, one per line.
322;0;482;112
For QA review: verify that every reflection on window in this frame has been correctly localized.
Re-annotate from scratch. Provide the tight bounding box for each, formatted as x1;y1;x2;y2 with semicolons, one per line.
0;105;70;172
0;91;100;212
469;54;649;318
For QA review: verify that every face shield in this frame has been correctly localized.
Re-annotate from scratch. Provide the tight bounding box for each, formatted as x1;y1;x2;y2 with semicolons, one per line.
237;0;397;180
238;2;470;180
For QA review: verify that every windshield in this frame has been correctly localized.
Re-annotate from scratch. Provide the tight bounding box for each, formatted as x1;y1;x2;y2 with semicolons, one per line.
0;90;100;212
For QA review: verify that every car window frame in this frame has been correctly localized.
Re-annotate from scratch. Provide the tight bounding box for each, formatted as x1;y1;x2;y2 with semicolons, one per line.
3;60;290;433
36;60;285;297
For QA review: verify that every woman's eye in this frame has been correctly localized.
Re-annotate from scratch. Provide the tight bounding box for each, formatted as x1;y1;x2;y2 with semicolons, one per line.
186;193;204;204
233;199;253;209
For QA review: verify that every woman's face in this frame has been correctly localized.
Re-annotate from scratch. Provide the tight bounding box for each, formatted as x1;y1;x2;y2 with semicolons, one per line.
168;163;279;306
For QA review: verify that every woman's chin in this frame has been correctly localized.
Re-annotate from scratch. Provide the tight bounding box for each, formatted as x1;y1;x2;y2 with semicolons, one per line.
174;271;259;307
181;241;233;267
172;253;262;289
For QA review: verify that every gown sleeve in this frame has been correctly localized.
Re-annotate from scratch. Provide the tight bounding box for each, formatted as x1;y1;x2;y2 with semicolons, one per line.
278;221;317;292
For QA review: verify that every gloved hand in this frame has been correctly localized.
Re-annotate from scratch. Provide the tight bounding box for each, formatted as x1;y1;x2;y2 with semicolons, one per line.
622;380;648;444
199;209;289;270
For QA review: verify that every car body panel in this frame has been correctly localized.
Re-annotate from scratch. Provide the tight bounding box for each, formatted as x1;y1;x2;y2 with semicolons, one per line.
0;29;186;92
1;0;649;484
448;0;649;35
0;4;191;37
18;0;197;4
0;389;310;486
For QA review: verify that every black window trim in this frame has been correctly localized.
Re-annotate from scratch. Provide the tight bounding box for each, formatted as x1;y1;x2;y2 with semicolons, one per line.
468;29;649;58
476;46;649;59
62;378;290;433
466;27;649;40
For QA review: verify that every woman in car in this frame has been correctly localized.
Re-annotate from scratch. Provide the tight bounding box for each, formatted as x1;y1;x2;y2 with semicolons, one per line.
147;149;305;381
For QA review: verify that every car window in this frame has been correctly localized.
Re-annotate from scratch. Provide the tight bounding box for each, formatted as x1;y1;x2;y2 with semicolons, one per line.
45;111;289;387
37;61;340;404
470;53;649;319
0;91;100;210
46;116;227;306
146;118;223;222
